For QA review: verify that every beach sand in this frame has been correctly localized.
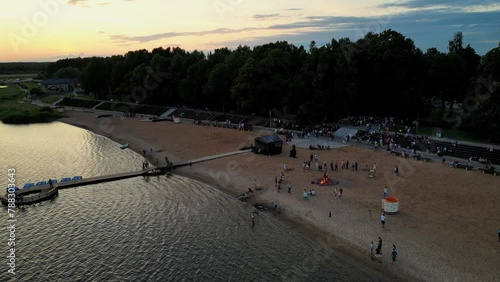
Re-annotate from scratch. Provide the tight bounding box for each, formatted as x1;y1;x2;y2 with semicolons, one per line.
60;111;500;281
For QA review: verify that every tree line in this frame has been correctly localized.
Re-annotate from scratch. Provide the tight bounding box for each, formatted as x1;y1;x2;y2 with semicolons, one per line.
0;62;49;74
42;30;500;140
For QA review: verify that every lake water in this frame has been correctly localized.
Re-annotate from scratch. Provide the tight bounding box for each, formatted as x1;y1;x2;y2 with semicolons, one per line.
0;122;378;281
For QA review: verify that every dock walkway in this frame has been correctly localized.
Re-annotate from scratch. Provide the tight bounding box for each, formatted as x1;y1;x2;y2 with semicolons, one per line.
9;149;253;197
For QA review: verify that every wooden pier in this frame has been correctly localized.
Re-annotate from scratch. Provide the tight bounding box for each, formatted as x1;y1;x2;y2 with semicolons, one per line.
4;149;253;204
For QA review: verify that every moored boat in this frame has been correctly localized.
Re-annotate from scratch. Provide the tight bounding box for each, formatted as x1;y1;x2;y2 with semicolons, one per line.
1;186;58;206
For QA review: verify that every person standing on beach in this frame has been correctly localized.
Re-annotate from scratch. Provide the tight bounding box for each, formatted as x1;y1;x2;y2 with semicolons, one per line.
338;188;343;200
287;182;292;193
303;189;308;200
383;186;388;198
253;179;257;189
48;179;53;188
381;213;386;228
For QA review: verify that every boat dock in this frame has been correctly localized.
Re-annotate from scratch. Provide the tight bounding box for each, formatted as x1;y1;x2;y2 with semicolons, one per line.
3;149;253;206
10;167;165;195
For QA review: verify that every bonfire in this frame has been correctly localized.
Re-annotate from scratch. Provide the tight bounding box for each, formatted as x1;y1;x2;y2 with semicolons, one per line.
318;172;333;185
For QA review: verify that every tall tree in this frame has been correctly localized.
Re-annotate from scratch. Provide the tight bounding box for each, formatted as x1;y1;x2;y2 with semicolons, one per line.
81;57;110;99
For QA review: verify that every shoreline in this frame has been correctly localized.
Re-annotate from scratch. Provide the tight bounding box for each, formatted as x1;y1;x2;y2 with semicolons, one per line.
59;113;404;280
58;111;500;282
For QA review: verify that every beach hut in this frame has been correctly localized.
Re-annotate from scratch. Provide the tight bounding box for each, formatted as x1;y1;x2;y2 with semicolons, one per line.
254;134;283;156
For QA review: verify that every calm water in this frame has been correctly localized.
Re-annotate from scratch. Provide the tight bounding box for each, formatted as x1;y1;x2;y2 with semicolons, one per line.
0;122;378;281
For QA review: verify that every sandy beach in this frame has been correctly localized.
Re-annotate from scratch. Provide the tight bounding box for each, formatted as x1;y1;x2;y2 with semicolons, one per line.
59;111;500;282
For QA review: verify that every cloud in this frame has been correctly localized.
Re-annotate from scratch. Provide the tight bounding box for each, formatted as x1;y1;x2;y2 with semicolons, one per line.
379;0;499;10
110;27;258;43
67;0;88;5
253;13;280;20
40;52;86;61
110;7;500;55
68;0;132;6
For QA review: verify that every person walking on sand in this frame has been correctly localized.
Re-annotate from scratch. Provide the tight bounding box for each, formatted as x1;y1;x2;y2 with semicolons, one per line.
381;213;386;228
375;237;383;260
338;188;343;200
303;189;308;200
287;182;292;193
383;186;388;198
370;241;375;259
391;245;398;262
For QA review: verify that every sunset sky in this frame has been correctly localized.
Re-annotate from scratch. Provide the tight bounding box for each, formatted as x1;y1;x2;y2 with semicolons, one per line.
1;0;499;62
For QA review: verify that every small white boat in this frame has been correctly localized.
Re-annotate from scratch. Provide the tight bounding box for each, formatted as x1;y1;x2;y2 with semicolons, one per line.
120;143;129;149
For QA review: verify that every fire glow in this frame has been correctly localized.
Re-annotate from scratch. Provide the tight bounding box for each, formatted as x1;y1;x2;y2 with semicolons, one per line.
318;172;333;185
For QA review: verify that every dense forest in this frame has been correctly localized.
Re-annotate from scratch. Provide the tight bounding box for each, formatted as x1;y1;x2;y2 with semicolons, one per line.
5;29;500;140
0;62;49;74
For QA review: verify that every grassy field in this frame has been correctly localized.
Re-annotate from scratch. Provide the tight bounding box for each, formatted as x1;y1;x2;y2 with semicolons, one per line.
56;97;101;108
0;74;37;78
0;84;61;124
96;102;167;115
41;95;66;104
19;81;42;91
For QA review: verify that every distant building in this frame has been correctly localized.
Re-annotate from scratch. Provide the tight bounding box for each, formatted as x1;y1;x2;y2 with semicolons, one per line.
254;134;283;155
42;78;80;93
